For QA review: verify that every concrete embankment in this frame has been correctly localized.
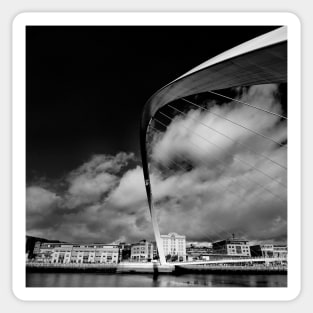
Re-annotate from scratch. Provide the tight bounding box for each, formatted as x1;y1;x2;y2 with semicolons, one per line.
26;262;174;274
26;263;287;275
116;262;173;273
174;264;287;274
26;263;117;273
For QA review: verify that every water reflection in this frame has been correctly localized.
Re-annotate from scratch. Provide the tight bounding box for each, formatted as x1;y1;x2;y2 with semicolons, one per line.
26;272;287;288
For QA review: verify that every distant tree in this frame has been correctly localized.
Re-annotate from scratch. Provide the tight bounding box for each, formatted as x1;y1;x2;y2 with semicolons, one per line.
171;255;178;262
166;254;172;261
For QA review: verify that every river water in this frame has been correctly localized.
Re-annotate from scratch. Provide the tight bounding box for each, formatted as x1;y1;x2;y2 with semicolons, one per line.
26;272;287;287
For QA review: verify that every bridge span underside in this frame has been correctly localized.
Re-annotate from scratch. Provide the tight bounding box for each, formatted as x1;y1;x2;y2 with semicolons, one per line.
140;27;287;265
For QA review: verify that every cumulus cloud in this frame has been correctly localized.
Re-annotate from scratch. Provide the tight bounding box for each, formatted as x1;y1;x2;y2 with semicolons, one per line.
27;186;61;214
26;152;151;243
108;166;146;208
65;152;134;208
148;84;287;242
26;84;287;244
26;186;62;236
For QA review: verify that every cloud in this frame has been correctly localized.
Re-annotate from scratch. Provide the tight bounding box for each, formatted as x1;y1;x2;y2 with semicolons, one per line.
26;152;150;243
108;165;179;208
26;84;287;244
26;186;62;235
147;84;287;242
151;84;286;167
108;166;146;208
65;152;134;208
26;186;61;214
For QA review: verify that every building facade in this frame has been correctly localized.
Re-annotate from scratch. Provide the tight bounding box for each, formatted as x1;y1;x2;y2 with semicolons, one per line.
273;245;288;258
161;233;186;262
212;238;251;257
130;240;154;262
118;242;132;262
250;244;287;259
186;243;213;261
34;242;119;264
250;244;274;257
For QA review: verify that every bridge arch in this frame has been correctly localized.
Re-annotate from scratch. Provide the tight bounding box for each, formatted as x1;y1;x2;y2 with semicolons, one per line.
140;26;287;265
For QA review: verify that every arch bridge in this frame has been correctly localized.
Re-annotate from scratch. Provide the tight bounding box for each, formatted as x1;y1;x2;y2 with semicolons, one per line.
140;27;287;265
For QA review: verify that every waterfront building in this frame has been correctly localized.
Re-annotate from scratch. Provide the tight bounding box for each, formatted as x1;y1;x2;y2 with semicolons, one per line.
160;233;186;262
186;243;212;259
35;242;60;263
118;242;132;262
250;244;287;259
185;242;213;261
130;239;154;262
35;242;119;264
273;245;288;258
212;236;251;257
152;242;158;260
33;241;41;255
51;244;73;263
250;244;274;257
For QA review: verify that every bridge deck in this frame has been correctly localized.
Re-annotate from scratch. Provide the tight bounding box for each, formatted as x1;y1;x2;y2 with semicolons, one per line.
172;257;287;266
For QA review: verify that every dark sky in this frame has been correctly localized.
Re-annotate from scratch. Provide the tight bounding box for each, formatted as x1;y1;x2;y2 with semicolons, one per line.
26;25;279;182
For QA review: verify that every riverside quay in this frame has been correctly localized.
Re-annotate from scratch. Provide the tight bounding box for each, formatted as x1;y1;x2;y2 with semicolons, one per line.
27;234;287;266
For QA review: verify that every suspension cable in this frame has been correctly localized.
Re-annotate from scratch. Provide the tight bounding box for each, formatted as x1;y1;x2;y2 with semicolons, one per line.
207;90;288;120
157;110;287;190
153;151;253;213
151;123;286;204
167;103;287;170
150;122;286;204
150;134;284;218
181;97;287;149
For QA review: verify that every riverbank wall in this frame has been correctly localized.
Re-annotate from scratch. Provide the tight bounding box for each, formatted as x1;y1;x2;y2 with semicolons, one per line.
175;264;287;274
26;263;117;273
26;262;174;274
26;262;287;275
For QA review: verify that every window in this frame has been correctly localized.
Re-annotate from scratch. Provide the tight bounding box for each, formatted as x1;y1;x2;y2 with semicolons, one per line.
236;246;242;254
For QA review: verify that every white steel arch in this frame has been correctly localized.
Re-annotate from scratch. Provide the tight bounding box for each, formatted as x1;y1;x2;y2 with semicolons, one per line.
140;26;287;265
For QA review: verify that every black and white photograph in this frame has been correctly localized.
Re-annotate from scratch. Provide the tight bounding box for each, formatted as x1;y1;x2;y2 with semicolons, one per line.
13;13;299;298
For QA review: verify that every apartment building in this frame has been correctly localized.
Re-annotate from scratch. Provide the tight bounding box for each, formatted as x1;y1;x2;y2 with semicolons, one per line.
212;237;251;257
130;240;154;262
34;242;119;264
161;232;186;262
